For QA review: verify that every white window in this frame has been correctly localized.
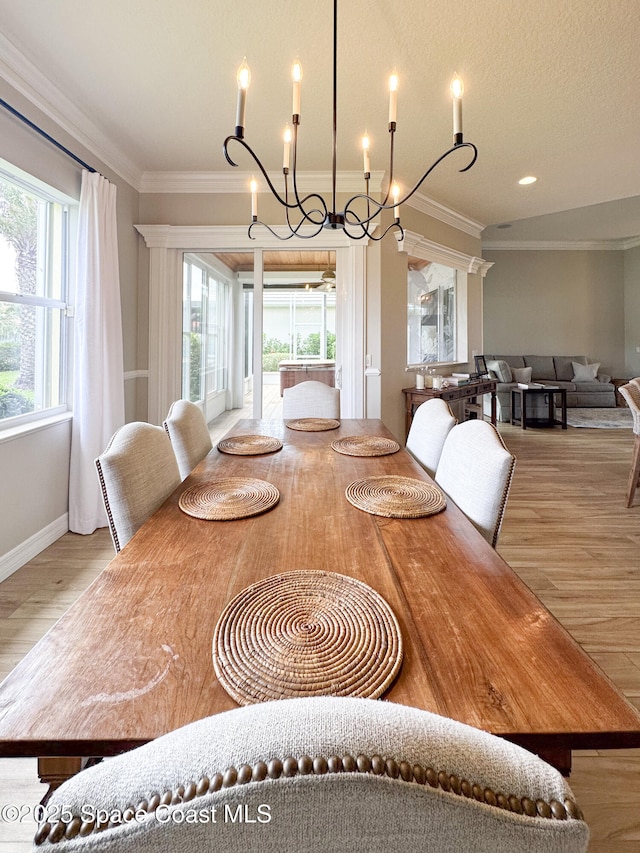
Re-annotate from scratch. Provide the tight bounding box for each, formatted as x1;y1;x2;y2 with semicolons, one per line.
182;254;230;411
0;163;70;427
262;289;336;370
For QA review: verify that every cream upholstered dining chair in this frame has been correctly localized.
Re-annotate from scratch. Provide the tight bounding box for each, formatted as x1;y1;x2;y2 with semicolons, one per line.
282;380;340;419
406;398;457;478
95;422;181;553
618;382;640;507
32;697;589;853
435;419;516;548
163;399;213;481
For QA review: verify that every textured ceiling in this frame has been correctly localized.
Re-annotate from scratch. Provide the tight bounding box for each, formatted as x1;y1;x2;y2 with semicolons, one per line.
1;0;639;241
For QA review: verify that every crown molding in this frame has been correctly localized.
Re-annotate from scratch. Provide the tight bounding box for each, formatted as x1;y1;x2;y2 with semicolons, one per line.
138;170;387;195
399;230;493;277
0;32;142;189
134;223;368;250
482;237;640;251
405;191;485;239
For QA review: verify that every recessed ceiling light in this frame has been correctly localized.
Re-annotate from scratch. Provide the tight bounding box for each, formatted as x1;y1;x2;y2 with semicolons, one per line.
496;223;512;229
518;176;537;185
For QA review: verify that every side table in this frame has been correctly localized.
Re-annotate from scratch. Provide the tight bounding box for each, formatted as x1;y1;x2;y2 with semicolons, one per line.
511;385;567;430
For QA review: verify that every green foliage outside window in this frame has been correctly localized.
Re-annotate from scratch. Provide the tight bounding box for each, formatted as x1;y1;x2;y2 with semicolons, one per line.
0;341;20;372
0;380;33;418
261;332;335;371
189;332;201;402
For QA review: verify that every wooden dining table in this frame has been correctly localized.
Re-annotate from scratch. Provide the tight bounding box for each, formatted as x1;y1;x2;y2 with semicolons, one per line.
1;417;640;794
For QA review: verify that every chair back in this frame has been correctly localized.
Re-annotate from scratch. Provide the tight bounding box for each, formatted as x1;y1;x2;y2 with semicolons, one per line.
282;380;340;419
406;398;457;477
619;383;640;434
435;420;516;548
164;400;213;480
34;697;589;853
96;422;181;552
619;383;640;506
620;382;640;430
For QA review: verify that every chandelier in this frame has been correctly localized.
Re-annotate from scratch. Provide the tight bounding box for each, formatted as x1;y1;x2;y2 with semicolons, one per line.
223;0;477;242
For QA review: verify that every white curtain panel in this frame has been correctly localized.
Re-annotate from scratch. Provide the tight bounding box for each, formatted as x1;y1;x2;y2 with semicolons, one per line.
69;171;125;534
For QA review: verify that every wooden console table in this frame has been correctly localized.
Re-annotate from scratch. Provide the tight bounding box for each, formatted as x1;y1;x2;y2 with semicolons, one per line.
402;379;497;438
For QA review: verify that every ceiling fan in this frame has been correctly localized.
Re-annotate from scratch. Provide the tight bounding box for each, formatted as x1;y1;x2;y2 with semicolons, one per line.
315;268;336;291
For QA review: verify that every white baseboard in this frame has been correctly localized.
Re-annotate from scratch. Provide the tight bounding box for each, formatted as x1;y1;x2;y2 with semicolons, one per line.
0;514;69;583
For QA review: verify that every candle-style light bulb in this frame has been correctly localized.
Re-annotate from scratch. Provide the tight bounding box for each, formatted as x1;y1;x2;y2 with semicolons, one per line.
250;177;258;219
392;182;400;220
292;58;303;117
450;73;464;141
235;58;251;133
388;71;399;125
283;124;292;170
362;132;371;175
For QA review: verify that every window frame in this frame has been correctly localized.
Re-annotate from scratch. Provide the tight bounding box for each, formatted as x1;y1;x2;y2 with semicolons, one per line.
0;158;74;432
182;253;231;416
407;262;459;367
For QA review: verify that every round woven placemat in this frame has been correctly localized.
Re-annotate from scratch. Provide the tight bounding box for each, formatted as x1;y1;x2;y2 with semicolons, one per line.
217;434;283;456
331;435;400;457
285;418;341;432
345;475;446;518
213;570;403;705
179;477;280;521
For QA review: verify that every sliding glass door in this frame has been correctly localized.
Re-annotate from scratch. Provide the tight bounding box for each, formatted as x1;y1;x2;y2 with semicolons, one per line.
182;253;230;423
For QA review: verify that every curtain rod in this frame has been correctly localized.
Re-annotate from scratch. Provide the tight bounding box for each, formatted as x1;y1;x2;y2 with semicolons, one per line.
0;96;97;173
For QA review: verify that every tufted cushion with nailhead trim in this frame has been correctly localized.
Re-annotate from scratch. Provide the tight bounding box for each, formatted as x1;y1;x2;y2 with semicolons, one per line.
32;697;588;852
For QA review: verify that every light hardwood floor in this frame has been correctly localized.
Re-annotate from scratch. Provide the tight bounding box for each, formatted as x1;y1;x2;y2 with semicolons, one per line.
1;414;639;851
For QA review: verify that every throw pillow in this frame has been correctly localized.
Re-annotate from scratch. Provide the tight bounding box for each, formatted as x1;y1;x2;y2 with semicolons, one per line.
572;361;600;382
512;366;533;383
486;359;512;383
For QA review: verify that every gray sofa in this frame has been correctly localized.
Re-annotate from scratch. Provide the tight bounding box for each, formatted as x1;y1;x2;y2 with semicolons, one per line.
484;354;616;422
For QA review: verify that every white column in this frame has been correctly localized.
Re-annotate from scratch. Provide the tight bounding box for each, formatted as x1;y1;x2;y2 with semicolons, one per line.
252;248;264;418
147;246;182;425
336;244;367;418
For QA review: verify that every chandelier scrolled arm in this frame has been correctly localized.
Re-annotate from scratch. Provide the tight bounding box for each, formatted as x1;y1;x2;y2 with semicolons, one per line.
347;140;479;222
342;211;404;242
224;133;328;219
247;217;324;241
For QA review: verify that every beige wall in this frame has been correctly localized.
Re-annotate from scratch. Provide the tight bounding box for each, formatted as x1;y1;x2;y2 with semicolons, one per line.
379;214;410;442
482;249;627;377
624;246;640;377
